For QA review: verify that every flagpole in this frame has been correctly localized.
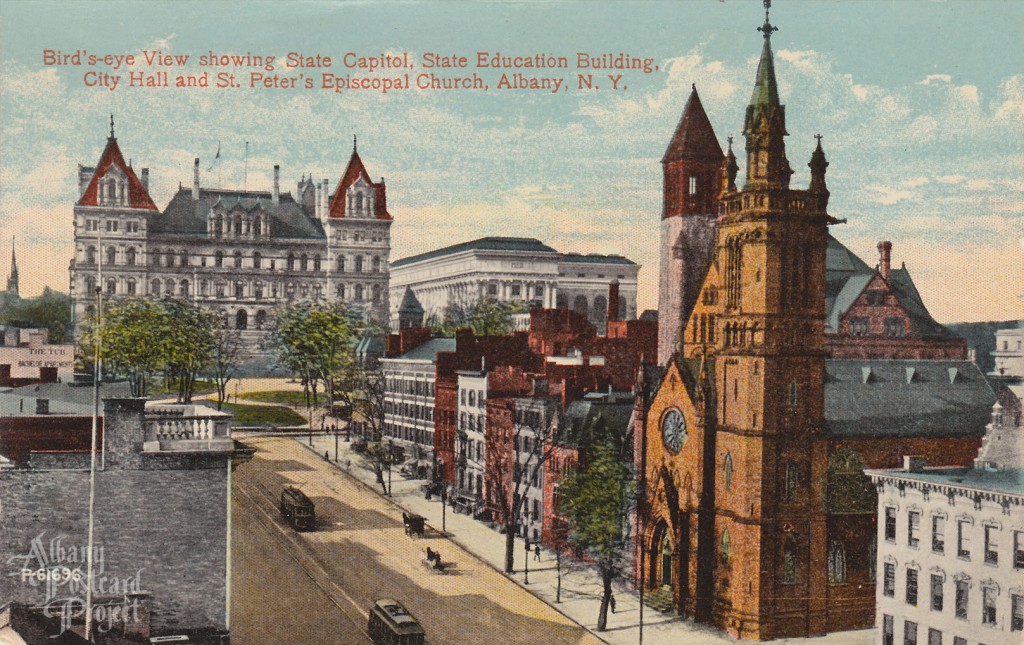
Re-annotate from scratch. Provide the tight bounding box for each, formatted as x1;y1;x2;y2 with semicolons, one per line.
243;141;249;192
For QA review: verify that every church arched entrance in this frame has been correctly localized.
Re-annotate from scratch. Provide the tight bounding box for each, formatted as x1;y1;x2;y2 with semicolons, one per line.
660;529;673;588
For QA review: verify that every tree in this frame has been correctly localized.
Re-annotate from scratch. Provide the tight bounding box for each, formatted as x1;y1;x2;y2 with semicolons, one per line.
0;288;74;343
208;319;243;411
353;365;403;494
486;398;559;574
428;298;526;336
160;298;217;403
89;299;166;397
559;417;635;631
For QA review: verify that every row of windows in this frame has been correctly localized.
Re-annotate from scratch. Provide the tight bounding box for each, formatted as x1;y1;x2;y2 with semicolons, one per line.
385;378;435;398
85;274;382;306
847;316;906;337
721;454;800;502
382;423;433;447
459;412;484;435
884;508;1024;568
81;246;384;274
883;563;1022;629
83;218;140;233
882;615;1017;645
385;400;434;422
460;389;485;408
458;436;484;464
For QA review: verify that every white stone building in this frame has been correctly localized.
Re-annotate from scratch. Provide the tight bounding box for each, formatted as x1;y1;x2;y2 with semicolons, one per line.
992;325;1024;380
389;237;638;334
866;390;1024;645
455;369;488;514
70;126;392;355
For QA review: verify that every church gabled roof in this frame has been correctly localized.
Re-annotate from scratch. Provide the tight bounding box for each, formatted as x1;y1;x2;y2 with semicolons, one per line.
327;146;391;220
76;135;158;211
662;85;724;164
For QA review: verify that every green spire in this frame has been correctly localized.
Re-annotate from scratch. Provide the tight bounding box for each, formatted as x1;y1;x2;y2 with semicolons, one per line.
750;0;780;108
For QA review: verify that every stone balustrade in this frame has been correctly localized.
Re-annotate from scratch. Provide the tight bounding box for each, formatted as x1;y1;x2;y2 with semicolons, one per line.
143;404;233;452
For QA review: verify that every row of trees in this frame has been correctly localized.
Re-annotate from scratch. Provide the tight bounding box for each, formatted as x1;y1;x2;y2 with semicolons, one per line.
78;297;242;403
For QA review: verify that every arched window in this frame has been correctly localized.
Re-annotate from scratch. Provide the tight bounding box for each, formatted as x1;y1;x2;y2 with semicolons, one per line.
300;254;308;271
573;295;588;313
828;540;847;584
180;280;189;297
151;279;160;295
255;310;266;329
337;257;346;273
724;453;734;490
372;285;381;303
313;255;321;272
372;256;381;272
355;284;364;300
785;462;799;502
720;529;732;566
253;252;261;269
254;281;263;300
355;256;363;273
253;218;261;236
126;278;136;295
234;251;242;269
125;247;136;266
215;250;224;268
782;534;798;584
165;279;175;295
105;278;116;295
337;284;346;299
106;246;117;265
235;282;244;299
86;246;96;264
165;250;174;267
179;250;188;267
84;275;96;294
287;253;295;271
236;309;248;330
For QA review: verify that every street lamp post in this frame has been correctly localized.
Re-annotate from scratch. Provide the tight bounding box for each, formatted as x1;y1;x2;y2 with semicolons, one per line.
524;538;530;584
441;484;448;534
387;439;393;496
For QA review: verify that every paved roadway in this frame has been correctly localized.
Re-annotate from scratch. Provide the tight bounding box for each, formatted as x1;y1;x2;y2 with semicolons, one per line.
231;435;601;645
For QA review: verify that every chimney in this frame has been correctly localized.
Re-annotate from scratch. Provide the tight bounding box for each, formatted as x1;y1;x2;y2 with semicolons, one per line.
103;398;147;468
273;165;280;205
192;158;200;200
607;280;620;323
141;168;149;192
903;455;927;473
878;241;892;281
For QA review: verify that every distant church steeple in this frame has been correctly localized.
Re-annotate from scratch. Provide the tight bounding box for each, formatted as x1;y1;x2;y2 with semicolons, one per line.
6;236;19;298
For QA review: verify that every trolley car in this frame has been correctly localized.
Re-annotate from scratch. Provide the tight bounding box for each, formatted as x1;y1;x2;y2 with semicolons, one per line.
279;485;315;531
367;599;426;645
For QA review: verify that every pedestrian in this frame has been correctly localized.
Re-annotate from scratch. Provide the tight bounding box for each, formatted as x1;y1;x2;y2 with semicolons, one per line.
323;451;329;461
609;593;616;614
534;544;540;561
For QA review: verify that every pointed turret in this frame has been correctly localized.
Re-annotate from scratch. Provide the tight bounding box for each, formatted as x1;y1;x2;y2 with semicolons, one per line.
722;136;739;194
742;2;793;188
808;134;830;208
397;286;425;329
327;143;391;220
77;118;159;210
662;85;725;218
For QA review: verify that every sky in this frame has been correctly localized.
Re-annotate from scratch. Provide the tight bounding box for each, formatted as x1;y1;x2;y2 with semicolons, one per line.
0;0;1021;323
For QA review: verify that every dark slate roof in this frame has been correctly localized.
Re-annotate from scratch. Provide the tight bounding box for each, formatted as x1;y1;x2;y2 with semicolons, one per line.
398;286;425;315
153;188;326;239
556;395;635;448
393;337;456;361
824;359;995;438
558;253;637;266
865;466;1024;496
392;237;559;268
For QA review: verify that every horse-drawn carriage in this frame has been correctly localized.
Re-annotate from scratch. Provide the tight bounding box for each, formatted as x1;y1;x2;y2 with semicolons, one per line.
280;486;315;531
402;512;426;537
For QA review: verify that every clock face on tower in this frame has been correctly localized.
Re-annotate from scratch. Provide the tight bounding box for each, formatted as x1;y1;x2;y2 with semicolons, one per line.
661;408;687;453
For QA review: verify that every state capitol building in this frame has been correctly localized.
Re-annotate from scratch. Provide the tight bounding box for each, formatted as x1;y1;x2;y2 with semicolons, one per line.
69;126;392;352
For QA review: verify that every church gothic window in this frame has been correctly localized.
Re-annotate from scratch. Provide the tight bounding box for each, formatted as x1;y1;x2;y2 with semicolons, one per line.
720;529;732;566
828;541;847;584
724;453;734;490
785;462;798;502
782;534;798;584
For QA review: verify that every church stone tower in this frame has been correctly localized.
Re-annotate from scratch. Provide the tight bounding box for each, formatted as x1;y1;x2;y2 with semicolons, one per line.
657;85;725;364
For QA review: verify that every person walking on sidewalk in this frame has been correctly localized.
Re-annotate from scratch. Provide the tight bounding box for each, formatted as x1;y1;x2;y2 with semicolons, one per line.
609;593;616;614
533;544;540;561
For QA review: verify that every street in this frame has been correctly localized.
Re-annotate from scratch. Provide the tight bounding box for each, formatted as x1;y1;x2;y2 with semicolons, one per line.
230;435;601;645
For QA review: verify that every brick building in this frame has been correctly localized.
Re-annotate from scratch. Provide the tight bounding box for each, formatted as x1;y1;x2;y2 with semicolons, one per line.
634;5;995;640
0;399;252;642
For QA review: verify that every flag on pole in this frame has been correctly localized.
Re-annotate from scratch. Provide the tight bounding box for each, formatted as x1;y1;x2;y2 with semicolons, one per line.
207;141;221;171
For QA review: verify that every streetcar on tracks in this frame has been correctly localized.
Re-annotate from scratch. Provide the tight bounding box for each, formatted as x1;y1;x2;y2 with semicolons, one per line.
367;598;426;645
279;485;315;531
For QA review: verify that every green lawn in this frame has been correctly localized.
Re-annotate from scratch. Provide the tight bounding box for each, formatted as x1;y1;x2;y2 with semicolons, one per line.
152;379;218;397
210;402;308;427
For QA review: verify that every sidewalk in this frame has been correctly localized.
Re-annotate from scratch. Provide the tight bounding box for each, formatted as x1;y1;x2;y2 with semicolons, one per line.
297;432;874;645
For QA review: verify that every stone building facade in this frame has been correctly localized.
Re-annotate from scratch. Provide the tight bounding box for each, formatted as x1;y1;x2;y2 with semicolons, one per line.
389;237;638;334
634;5;995;640
69;127;392;354
0;398;251;642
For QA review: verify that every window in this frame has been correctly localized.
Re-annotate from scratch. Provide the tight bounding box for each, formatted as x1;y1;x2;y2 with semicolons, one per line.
932;516;946;553
151;279;160;295
126;278;136;295
883;563;896;596
984;525;998;565
849;317;870;336
886;508;897;542
125;247;136;266
955;580;969;619
927;629;941;645
982;586;996;624
234;251;242;268
931;574;944;611
904;621;917;645
1016;532;1024;569
828;541;846;583
215;250;224;268
885;317;906;337
906;569;919;606
782;535;797;584
909;511;921;547
487;284;497;296
869;537;877;583
106;246;117;265
86;246;96;264
789;381;798;406
958;520;971;558
720;529;731;566
688;175;697;195
882;615;894;645
723;453;733;490
1012;594;1023;632
867;290;886;306
511;284;521;297
952;639;965;645
785;462;798;502
253;252;261;269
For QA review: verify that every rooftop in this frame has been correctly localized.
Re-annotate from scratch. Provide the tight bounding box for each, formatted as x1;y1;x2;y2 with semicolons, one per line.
392;237;558;268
